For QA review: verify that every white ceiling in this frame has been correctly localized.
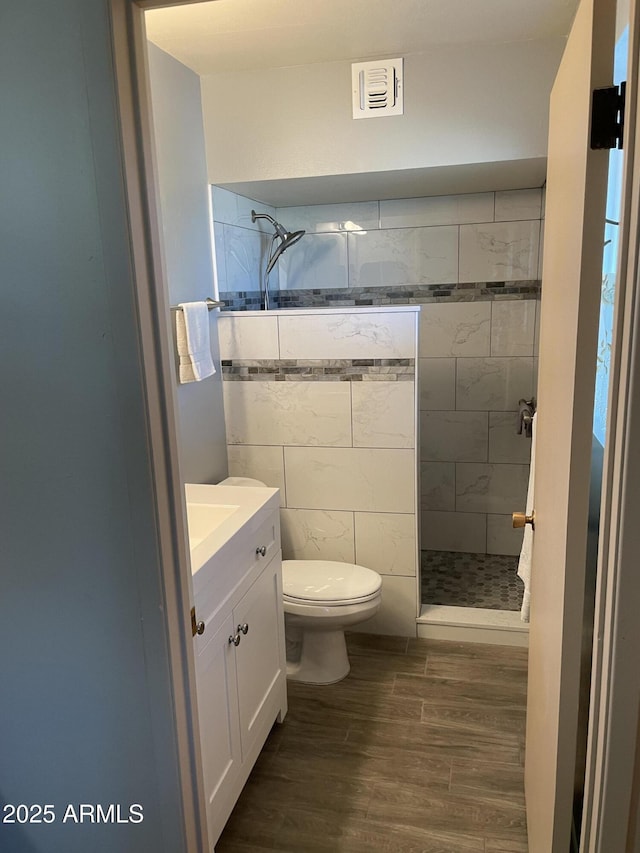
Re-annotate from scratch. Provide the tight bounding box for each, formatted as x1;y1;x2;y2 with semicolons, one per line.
145;0;579;76
145;0;577;206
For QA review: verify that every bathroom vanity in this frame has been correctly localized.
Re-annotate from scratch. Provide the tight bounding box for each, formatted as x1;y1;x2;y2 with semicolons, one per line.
185;484;287;849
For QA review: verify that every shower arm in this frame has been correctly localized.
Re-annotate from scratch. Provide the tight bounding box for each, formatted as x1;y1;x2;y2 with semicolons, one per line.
251;210;290;242
251;211;277;227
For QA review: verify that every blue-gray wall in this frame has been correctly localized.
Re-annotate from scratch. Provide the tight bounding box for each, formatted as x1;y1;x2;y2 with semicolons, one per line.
0;3;187;851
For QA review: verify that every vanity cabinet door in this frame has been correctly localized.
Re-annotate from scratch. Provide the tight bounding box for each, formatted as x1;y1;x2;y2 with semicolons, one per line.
194;612;241;842
233;552;286;760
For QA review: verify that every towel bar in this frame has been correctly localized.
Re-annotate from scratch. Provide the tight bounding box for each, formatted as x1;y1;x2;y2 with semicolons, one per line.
171;298;223;311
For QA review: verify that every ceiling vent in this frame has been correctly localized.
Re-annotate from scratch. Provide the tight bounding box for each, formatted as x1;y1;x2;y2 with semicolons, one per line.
352;58;403;119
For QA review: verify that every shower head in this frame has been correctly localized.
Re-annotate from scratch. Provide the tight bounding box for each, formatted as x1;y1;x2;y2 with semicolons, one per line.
265;227;305;273
251;210;305;273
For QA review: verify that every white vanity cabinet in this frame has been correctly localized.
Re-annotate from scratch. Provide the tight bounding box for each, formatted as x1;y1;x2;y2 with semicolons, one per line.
194;613;242;827
232;556;286;760
186;485;287;851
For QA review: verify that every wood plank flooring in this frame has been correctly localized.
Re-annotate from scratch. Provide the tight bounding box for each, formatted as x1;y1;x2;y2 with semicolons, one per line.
216;633;529;853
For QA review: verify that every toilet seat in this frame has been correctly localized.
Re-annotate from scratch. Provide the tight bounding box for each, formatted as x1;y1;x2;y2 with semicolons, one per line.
282;560;382;607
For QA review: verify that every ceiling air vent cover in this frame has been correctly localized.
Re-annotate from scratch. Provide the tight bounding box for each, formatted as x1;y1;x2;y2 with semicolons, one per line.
352;58;403;119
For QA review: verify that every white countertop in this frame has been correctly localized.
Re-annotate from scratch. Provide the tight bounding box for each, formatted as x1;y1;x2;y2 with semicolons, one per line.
185;483;279;574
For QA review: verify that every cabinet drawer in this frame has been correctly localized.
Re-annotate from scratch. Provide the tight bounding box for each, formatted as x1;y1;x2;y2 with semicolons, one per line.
194;508;280;634
246;511;278;570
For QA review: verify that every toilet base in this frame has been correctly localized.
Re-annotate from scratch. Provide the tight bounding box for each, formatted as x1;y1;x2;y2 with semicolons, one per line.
286;628;351;685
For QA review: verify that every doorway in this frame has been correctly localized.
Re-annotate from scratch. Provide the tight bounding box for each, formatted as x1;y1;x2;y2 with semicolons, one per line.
109;3;640;848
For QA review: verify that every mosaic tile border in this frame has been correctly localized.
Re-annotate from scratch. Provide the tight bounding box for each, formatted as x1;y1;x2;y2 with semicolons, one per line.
221;358;415;382
219;280;541;311
219;291;263;310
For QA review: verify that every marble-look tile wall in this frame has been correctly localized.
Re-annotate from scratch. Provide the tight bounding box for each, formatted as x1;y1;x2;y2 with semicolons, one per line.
276;189;542;291
420;300;538;556
212;187;540;558
212;187;543;304
211;186;280;303
218;308;421;637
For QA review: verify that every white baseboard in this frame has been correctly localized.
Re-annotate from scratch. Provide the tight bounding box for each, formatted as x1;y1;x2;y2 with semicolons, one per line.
416;605;529;647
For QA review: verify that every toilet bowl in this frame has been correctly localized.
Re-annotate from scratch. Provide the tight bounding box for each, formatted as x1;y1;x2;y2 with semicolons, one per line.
283;560;382;685
218;476;382;685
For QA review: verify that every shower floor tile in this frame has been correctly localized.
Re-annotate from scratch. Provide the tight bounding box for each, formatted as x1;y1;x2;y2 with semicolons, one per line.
421;550;524;611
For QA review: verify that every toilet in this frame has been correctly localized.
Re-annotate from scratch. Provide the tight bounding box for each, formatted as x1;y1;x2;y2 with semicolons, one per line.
283;559;381;684
218;477;382;685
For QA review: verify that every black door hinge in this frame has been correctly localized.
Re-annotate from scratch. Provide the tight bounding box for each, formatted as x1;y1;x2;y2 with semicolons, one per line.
591;82;626;150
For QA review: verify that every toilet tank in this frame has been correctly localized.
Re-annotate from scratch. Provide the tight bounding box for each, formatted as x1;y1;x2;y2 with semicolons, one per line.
218;476;267;488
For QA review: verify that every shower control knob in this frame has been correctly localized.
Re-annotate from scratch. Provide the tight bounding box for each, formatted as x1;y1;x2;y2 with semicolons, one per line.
256;545;267;557
512;511;535;530
238;623;249;635
228;633;241;647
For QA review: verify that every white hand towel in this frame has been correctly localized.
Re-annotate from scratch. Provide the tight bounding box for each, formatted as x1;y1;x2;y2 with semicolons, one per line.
518;412;537;622
176;301;216;383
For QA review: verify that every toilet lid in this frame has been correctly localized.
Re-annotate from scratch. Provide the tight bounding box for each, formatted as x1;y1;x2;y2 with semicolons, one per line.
282;560;382;605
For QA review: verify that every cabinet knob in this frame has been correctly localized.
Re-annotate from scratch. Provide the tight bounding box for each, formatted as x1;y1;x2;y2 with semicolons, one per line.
228;634;241;647
256;545;267;557
191;606;205;637
238;623;249;635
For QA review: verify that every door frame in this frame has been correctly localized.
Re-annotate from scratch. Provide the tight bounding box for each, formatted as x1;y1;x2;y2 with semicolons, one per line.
109;1;211;850
108;1;640;850
581;0;640;847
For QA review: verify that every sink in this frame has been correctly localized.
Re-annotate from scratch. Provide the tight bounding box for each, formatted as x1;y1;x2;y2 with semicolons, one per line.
184;483;281;576
186;502;240;549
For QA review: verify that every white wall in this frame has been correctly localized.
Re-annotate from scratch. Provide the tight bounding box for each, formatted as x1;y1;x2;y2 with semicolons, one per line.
148;44;228;485
201;39;565;186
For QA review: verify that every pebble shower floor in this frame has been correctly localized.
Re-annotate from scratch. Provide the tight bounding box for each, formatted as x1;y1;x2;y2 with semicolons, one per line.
421;551;524;610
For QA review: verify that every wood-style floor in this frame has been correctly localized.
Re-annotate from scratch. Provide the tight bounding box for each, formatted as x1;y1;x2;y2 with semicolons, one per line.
216;633;529;853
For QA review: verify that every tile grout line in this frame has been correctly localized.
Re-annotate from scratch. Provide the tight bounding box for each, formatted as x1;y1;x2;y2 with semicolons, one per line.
281;445;288;508
349;378;354;448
